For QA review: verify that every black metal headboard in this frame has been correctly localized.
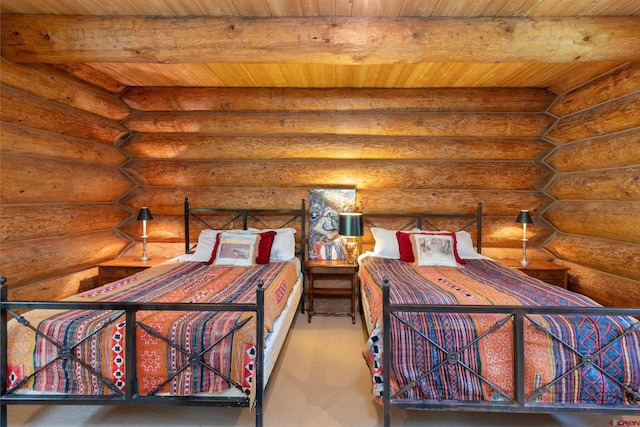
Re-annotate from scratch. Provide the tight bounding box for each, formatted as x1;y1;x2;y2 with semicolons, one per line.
362;202;483;254
183;198;307;261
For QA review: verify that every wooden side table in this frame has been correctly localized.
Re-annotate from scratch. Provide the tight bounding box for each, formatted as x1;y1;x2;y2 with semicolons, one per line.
497;258;568;289
306;259;359;324
97;256;169;286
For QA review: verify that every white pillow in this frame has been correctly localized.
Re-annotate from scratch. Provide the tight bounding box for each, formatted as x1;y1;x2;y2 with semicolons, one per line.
190;229;221;262
213;232;260;266
370;227;403;259
411;234;459;267
370;227;480;259
249;227;296;261
455;230;482;259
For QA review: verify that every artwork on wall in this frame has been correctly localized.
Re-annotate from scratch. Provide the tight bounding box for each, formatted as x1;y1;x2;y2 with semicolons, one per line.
309;188;357;260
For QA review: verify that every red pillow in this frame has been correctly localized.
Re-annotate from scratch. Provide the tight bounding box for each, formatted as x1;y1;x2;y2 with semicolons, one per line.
206;231;276;265
255;231;276;264
205;232;222;265
396;231;414;262
396;231;466;265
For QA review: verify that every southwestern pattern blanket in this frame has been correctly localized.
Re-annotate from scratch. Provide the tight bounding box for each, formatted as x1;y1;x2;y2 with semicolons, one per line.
7;260;297;400
360;256;640;406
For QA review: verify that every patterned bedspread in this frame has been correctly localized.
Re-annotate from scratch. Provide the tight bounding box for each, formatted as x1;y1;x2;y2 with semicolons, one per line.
7;260;298;402
360;256;640;405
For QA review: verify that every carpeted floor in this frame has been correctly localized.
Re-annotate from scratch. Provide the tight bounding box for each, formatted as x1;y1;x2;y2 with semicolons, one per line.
5;312;636;426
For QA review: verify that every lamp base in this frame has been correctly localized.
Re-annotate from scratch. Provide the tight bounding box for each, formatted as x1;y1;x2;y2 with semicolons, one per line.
140;256;150;261
520;257;529;267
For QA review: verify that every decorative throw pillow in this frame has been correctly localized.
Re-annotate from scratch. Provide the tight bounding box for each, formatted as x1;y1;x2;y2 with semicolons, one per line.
210;232;261;267
249;227;296;261
192;229;222;262
397;231;466;265
254;231;276;264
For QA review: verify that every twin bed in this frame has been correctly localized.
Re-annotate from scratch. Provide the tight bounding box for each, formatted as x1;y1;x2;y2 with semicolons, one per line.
1;200;638;426
358;204;640;425
1;199;306;427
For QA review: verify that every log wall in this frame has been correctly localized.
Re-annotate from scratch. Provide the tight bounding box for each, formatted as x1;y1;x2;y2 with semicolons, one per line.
0;60;134;300
117;86;557;262
544;62;640;307
1;59;638;308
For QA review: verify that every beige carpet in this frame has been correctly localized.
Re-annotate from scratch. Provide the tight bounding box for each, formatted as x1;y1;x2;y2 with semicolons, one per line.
5;312;637;426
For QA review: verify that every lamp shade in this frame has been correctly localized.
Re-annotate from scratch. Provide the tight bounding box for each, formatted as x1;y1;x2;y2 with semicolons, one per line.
515;210;533;224
136;207;153;221
338;213;364;237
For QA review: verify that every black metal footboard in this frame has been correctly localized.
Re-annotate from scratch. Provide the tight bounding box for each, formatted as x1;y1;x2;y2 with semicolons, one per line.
0;277;267;427
381;279;640;427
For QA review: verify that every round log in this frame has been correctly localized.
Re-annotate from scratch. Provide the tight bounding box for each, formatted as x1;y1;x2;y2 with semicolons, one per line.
543;201;640;244
0;231;130;288
1;153;135;204
546;128;640;172
550;63;640;117
546;234;640;281
0;122;127;166
1;85;129;144
0;60;131;120
125;111;554;137
122;87;555;112
545;167;640;201
0;204;130;244
123;134;552;161
123;159;552;190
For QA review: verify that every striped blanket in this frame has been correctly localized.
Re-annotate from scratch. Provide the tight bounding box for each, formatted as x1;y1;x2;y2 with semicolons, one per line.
360;256;640;405
7;260;298;401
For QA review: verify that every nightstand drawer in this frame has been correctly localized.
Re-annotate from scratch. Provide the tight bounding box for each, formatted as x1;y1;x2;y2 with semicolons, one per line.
97;256;170;286
496;259;568;290
523;269;566;288
98;266;147;285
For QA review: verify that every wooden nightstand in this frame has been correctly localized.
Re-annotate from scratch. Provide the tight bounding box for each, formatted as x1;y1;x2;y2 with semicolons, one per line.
97;256;169;286
306;260;359;324
497;258;568;289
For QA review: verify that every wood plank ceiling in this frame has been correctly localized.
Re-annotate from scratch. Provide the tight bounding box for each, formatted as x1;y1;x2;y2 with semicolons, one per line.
1;0;639;92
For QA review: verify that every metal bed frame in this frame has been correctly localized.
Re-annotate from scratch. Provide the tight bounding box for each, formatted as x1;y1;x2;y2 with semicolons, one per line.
0;199;306;427
360;203;640;426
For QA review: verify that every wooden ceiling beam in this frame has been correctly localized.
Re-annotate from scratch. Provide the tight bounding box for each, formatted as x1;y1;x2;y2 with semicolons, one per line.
2;15;640;64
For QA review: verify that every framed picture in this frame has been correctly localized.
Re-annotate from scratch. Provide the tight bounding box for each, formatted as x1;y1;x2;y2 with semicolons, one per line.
309;188;356;260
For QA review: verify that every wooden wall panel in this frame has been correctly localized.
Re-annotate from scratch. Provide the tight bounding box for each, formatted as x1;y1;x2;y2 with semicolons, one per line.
122;87;555;112
0;204;130;244
542;64;640;306
1;154;134;204
545;128;639;172
547;235;640;283
0;65;134;296
1;59;131;120
546;92;640;143
0;122;127;166
549;63;640;117
543;201;640;244
125;111;554;137
8;268;100;302
1;86;129;145
123;134;552;161
124;159;551;190
1;232;129;288
545;166;640;201
556;260;640;308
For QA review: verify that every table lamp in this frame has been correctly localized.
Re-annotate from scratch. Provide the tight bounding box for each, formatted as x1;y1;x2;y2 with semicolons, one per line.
136;207;153;261
338;212;364;264
515;210;533;266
